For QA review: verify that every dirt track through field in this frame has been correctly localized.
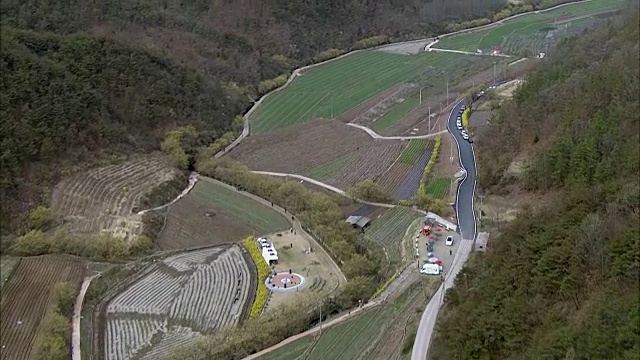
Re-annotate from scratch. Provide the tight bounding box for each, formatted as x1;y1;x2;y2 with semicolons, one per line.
72;274;98;360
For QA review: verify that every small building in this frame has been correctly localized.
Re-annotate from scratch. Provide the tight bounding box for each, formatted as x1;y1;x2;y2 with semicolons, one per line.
261;243;278;265
475;232;490;252
346;215;371;230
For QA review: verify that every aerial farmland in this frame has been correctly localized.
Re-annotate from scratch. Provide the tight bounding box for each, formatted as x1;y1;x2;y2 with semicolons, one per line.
102;245;254;360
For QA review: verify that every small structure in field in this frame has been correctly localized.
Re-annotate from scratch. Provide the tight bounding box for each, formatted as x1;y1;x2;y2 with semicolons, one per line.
261;243;279;265
346;215;371;231
475;232;490;252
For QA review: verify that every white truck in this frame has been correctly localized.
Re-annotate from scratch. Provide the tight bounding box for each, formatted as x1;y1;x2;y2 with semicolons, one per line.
420;263;443;275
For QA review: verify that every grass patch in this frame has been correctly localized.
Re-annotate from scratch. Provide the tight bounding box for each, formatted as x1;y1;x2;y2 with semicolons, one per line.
397;139;428;165
260;336;314;360
192;180;289;234
366;207;422;265
425;178;451;199
305;153;355;181
371;96;420;132
0;256;20;289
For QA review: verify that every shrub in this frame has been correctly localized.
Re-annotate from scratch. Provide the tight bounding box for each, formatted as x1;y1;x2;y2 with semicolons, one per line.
314;48;344;62
257;74;289;95
34;312;70;360
355;35;388;49
28;206;50;230
418;135;442;196
241;236;271;318
53;281;77;316
462;108;471;130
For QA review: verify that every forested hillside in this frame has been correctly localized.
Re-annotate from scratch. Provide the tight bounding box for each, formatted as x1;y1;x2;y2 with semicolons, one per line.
0;0;571;232
431;12;639;360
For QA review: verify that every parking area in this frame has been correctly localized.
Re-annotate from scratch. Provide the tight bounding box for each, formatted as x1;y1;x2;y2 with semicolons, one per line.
413;223;461;278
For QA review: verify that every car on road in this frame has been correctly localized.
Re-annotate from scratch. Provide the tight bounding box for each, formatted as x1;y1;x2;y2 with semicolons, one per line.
445;236;454;246
420;263;443;275
461;133;469;140
467;137;473;143
461;104;467;111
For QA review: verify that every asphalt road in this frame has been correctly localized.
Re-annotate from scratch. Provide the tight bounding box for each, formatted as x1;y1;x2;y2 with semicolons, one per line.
448;100;478;241
411;100;478;360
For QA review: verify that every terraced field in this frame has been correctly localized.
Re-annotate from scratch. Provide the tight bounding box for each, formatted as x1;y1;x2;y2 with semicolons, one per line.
377;139;435;197
158;179;289;249
370;96;420;132
261;277;433;360
434;0;624;54
50;155;178;239
0;255;85;360
426;178;452;199
104;245;254;360
250;51;495;133
305;153;356;182
365;207;423;265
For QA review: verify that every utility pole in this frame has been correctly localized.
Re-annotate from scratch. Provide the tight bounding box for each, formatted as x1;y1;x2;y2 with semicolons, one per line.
446;80;449;106
493;63;497;85
450;139;454;165
478;194;486;224
428;107;431;132
419;88;423;105
331;94;334;119
319;302;323;334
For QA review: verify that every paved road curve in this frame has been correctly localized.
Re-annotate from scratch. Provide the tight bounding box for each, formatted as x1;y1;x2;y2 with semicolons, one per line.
411;100;478;360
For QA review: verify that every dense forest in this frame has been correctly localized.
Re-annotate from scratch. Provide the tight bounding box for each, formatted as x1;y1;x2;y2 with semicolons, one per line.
431;12;639;359
0;0;569;233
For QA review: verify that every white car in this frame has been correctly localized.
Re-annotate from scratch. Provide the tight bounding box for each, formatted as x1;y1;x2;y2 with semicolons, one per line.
462;133;469;140
445;236;454;246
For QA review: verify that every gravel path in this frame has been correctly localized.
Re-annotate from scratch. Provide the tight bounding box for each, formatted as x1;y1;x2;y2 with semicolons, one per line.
72;274;99;360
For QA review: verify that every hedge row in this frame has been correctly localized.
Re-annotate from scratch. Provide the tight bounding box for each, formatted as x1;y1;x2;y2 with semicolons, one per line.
257;74;289;95
241;236;271;319
462;108;471;130
418;135;442;195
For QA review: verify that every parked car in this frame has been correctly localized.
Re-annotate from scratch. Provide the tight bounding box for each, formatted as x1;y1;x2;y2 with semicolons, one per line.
462;133;469;140
461;104;467;111
445;236;454;246
457;124;463;130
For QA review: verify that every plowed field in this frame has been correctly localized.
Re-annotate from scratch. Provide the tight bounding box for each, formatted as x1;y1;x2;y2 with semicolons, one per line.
231;120;405;189
0;255;85;360
50;155;178;240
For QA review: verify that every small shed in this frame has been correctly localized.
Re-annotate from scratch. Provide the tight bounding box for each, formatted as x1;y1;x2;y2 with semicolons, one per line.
475;232;490;252
346;215;371;230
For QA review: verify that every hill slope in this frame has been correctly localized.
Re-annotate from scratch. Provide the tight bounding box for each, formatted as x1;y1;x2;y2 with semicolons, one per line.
0;27;242;231
431;12;639;360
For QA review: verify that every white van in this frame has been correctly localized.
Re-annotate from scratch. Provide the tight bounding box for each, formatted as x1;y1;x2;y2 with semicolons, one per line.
420;263;443;275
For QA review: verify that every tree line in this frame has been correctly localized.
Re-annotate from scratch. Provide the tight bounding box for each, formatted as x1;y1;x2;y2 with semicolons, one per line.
431;11;639;359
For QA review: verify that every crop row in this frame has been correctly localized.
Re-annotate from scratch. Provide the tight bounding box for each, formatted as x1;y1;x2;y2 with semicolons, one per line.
54;157;172;218
425;178;452;199
397;139;430;165
392;148;433;200
366;207;421;263
107;270;190;315
167;248;251;329
104;318;167;360
305;153;356;181
140;326;202;360
163;247;225;272
0;256;84;360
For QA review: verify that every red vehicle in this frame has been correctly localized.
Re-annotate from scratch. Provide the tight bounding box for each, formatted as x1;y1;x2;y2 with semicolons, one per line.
422;225;432;236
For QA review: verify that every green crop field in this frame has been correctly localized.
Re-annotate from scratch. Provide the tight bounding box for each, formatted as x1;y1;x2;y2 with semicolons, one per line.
434;0;624;54
371;96;420;132
397;139;431;165
366;207;422;264
250;51;495;134
260;277;432;360
426;178;452;199
304;153;355;181
191;180;290;234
